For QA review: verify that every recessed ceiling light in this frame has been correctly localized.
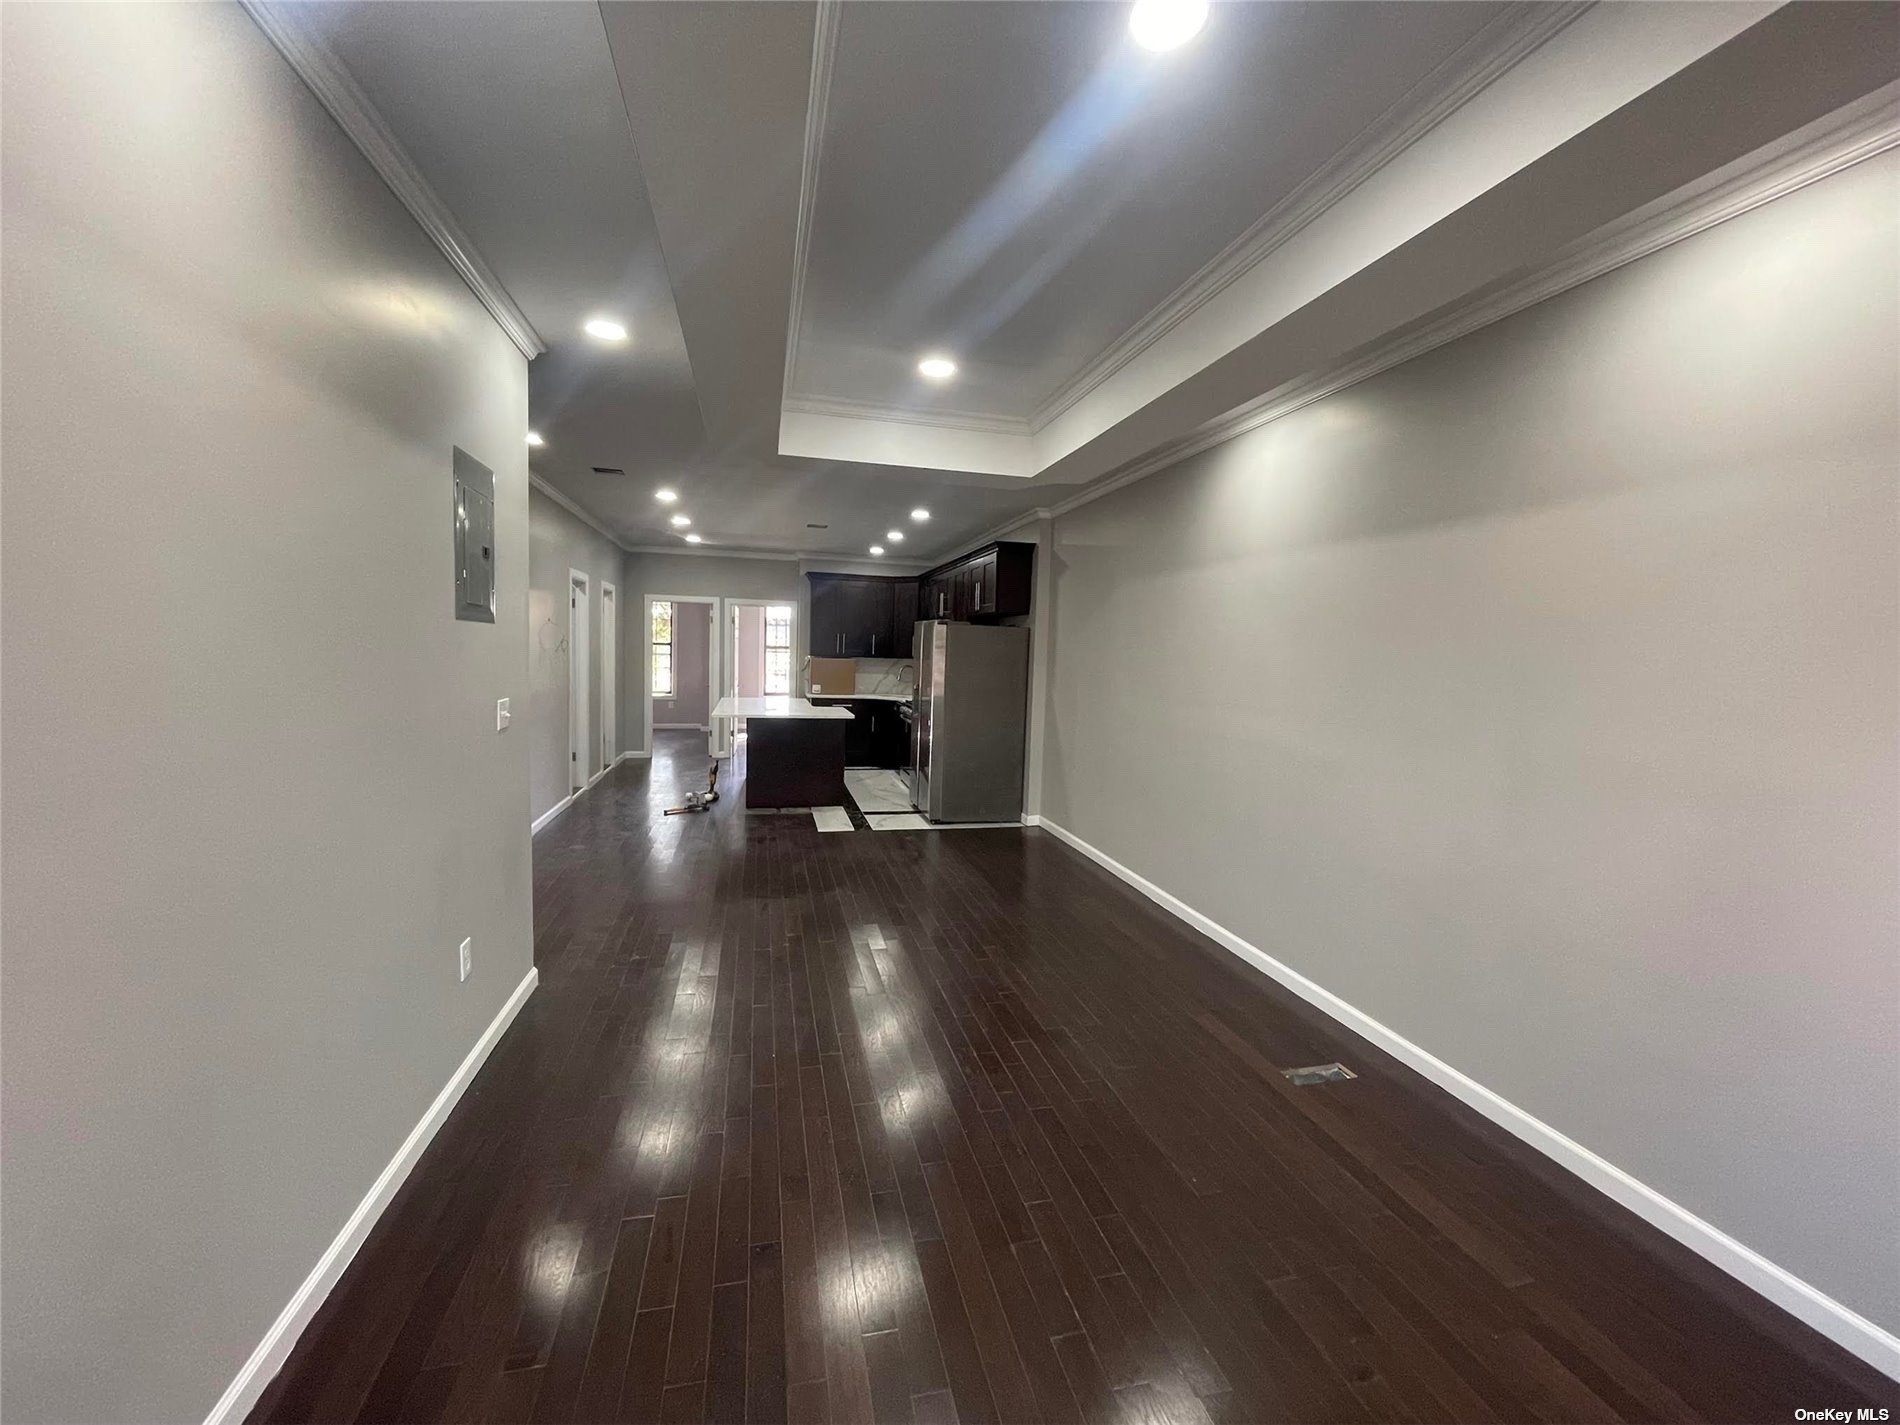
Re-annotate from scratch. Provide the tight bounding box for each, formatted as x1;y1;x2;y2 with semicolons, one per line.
910;507;931;522
684;533;703;544
670;513;691;527
917;355;958;381
525;430;545;448
583;316;629;342
869;545;885;556
1129;0;1208;51
654;487;678;503
886;530;905;542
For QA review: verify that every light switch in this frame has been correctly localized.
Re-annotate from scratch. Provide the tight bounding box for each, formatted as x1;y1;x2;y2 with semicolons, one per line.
496;697;511;731
458;937;472;982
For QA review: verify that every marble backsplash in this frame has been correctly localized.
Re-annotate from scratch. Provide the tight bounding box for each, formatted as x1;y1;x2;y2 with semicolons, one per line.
852;658;917;696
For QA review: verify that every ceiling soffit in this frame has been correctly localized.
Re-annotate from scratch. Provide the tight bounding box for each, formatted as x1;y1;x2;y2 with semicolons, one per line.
775;1;1794;481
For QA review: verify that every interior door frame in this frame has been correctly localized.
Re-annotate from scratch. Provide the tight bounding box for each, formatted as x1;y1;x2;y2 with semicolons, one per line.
719;598;800;760
599;581;617;769
642;593;719;760
568;570;590;794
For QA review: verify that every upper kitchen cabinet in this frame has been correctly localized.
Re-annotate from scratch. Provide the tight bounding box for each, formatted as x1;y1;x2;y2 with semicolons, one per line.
808;574;916;657
809;546;1028;656
887;580;919;659
920;541;1034;622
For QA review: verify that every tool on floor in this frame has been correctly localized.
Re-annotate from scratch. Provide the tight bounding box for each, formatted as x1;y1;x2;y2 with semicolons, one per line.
662;760;721;816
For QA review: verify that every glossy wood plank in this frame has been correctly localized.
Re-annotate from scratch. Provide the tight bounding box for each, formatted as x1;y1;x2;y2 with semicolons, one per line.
251;734;1897;1424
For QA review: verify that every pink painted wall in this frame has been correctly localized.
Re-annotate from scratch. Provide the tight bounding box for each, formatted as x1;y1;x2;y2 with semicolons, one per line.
736;604;765;698
651;600;710;726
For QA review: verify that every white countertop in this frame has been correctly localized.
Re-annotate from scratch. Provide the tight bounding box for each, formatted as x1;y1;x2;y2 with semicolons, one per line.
807;691;913;702
711;695;853;721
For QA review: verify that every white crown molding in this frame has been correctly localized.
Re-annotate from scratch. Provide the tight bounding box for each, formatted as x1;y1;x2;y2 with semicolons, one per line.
241;0;545;362
1028;0;1593;433
926;507;1052;568
780;0;842;400
1030;815;1900;1381
1044;82;1900;528
622;540;927;568
800;555;930;578
624;543;803;563
528;473;632;554
782;393;1033;439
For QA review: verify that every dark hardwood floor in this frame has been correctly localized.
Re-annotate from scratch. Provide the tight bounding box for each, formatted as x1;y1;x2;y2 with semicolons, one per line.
251;732;1895;1424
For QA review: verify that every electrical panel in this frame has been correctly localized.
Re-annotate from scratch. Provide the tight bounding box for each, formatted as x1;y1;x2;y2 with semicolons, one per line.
452;447;495;623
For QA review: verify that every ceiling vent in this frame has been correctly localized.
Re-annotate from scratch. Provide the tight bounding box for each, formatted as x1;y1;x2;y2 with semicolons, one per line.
590;466;626;477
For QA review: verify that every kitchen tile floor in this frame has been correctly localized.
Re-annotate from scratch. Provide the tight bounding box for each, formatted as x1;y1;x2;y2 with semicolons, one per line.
843;768;913;815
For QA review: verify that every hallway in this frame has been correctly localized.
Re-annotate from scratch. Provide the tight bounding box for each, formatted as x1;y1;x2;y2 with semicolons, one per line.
250;734;1886;1423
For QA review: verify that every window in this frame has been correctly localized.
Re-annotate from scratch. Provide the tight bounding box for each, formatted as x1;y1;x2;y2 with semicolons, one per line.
764;604;793;695
651;600;673;698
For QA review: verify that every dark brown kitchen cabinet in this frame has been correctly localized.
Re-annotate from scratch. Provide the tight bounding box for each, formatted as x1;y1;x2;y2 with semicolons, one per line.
807;574;914;657
850;578;894;656
808;576;848;656
887;580;919;658
808;575;883;656
808;696;912;770
967;549;1002;616
813;545;1030;655
917;541;1033;623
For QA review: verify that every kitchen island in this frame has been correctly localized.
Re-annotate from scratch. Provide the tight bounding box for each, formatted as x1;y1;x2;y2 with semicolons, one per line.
711;695;854;808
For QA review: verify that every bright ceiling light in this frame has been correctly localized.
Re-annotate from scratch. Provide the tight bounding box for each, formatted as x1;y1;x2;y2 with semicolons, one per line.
654;487;678;504
583;316;629;342
886;530;905;542
525;430;545;448
910;507;930;522
670;513;691;527
1129;0;1208;51
916;355;958;381
869;545;885;556
684;533;703;544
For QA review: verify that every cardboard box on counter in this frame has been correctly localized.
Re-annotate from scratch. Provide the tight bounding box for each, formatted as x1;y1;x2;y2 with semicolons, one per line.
808;657;856;696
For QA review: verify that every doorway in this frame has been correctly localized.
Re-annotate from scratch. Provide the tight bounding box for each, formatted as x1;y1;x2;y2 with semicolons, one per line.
568;571;590;794
718;600;796;758
643;594;718;759
600;583;617;770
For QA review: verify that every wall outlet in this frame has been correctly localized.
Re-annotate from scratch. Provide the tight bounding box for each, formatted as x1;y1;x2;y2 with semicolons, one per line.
496;697;511;731
458;937;472;982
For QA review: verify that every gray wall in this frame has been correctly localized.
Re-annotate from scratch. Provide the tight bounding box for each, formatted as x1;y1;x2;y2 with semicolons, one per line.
621;552;805;749
527;485;623;820
653;600;712;727
1038;152;1900;1335
1;7;535;1421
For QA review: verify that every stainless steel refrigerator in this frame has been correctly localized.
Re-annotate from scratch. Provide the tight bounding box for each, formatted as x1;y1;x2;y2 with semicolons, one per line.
910;621;1029;823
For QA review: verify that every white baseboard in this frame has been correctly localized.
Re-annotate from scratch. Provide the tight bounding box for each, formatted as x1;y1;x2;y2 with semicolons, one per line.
653;722;709;731
531;792;573;835
617;749;650;762
532;758;628;835
1031;815;1900;1382
204;966;540;1425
